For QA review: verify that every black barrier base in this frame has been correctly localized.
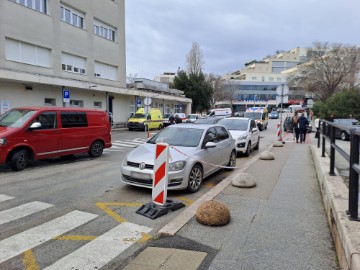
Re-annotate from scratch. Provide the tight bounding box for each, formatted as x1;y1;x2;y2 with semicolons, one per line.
136;200;185;219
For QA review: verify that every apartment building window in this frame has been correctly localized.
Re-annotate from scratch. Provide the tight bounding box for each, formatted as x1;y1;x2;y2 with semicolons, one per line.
5;38;50;67
94;61;117;81
94;19;116;41
44;98;56;106
11;0;48;13
61;52;86;74
60;4;84;29
70;100;83;107
93;101;102;108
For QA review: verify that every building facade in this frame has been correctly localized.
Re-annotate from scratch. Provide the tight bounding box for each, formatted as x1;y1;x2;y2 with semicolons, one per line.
0;0;191;121
221;47;308;111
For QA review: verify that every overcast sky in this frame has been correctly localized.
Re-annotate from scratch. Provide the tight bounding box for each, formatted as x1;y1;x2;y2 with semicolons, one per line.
125;0;360;80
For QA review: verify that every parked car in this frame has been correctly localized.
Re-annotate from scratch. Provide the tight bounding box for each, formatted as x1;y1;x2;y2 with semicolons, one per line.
234;111;245;117
0;106;112;171
162;113;172;127
269;111;279;119
186;114;200;123
283;116;312;133
174;113;187;122
121;124;236;193
332;118;360;141
193;116;225;124
217;117;260;157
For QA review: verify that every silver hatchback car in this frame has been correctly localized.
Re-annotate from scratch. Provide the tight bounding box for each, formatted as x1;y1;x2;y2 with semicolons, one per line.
121;124;236;193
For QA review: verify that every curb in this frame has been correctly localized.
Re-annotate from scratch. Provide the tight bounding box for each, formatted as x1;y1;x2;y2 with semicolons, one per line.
310;145;360;270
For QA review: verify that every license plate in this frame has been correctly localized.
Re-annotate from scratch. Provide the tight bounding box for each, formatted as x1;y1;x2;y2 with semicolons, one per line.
131;172;151;180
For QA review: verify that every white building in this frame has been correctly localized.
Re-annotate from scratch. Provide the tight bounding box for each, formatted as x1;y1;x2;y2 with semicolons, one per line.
221;48;308;110
0;0;191;121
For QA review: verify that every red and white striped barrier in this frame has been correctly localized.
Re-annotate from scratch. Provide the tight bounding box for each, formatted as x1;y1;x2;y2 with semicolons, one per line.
152;143;169;205
277;123;282;141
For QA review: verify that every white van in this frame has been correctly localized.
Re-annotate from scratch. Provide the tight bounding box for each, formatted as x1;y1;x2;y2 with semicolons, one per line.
207;108;232;117
288;105;302;113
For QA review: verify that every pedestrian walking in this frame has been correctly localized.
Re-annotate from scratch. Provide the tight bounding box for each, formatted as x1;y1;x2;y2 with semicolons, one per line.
298;113;309;143
175;114;182;124
314;116;320;139
169;114;175;125
293;112;300;142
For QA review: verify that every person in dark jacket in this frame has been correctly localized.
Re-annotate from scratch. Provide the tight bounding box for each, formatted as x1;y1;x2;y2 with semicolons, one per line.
298;113;309;143
169;114;175;125
175;114;182;124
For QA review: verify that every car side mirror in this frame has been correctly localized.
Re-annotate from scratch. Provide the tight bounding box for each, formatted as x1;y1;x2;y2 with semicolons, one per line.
29;122;41;130
204;141;216;149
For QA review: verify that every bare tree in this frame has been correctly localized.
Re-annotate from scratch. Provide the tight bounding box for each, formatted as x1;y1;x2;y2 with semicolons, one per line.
126;73;138;88
186;42;204;75
207;74;236;107
288;42;360;102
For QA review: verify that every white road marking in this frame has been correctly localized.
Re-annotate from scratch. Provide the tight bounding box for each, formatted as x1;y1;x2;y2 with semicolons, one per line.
0;201;54;225
0;210;97;264
44;222;152;270
0;194;15;203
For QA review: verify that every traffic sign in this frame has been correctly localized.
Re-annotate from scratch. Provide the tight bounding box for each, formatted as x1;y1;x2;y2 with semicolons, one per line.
136;97;142;105
144;97;152;106
63;89;70;103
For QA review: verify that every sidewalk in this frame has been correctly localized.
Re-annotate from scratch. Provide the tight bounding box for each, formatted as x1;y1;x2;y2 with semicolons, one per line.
121;138;359;269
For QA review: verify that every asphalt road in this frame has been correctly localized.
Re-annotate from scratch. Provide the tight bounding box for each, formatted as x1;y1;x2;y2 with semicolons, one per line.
0;119;282;269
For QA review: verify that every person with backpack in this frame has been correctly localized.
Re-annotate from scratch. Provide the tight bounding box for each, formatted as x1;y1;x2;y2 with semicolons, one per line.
293;111;300;143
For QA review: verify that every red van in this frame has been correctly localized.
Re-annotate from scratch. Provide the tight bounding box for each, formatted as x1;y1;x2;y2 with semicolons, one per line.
0;106;112;171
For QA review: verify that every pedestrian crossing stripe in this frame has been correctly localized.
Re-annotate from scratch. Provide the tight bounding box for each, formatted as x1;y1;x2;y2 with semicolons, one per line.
0;210;97;264
0;194;15;202
43;222;152;270
0;201;53;226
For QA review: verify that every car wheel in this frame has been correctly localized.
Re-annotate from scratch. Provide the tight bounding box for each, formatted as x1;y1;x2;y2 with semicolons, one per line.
89;141;104;157
158;124;163;130
244;142;251;157
254;138;260;150
340;131;348;141
128;128;133;131
10;149;29;171
187;164;203;193
227;150;236;170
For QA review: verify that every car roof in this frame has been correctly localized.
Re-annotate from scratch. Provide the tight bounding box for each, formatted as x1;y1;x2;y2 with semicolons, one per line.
167;123;223;130
218;117;251;121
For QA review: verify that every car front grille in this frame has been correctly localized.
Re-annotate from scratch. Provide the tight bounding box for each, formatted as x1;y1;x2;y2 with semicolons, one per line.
122;174;153;186
127;161;154;170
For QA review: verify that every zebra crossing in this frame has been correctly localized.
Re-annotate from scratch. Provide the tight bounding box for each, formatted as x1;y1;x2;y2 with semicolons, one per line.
105;138;148;152
0;194;152;269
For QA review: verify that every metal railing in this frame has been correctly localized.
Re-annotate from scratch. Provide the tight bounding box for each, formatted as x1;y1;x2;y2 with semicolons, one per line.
318;120;360;221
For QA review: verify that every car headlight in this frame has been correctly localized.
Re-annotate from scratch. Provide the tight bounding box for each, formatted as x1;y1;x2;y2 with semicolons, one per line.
169;161;186;171
122;153;129;166
0;138;6;145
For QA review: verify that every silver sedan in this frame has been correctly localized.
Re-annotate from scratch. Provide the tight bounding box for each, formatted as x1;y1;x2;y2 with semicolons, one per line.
120;124;236;193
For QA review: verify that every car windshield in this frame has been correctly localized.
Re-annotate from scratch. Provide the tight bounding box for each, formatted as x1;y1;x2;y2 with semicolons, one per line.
271;112;278;115
218;119;248;131
187;115;197;119
132;113;146;119
244;112;262;120
0;109;37;128
148;127;204;147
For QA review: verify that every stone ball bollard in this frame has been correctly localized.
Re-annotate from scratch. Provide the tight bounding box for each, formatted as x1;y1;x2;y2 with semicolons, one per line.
232;173;256;188
196;200;230;226
259;151;275;160
273;141;284;147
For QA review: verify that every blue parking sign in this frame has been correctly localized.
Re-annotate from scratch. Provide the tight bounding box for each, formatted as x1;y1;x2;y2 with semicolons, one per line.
137;97;142;105
63;89;70;103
